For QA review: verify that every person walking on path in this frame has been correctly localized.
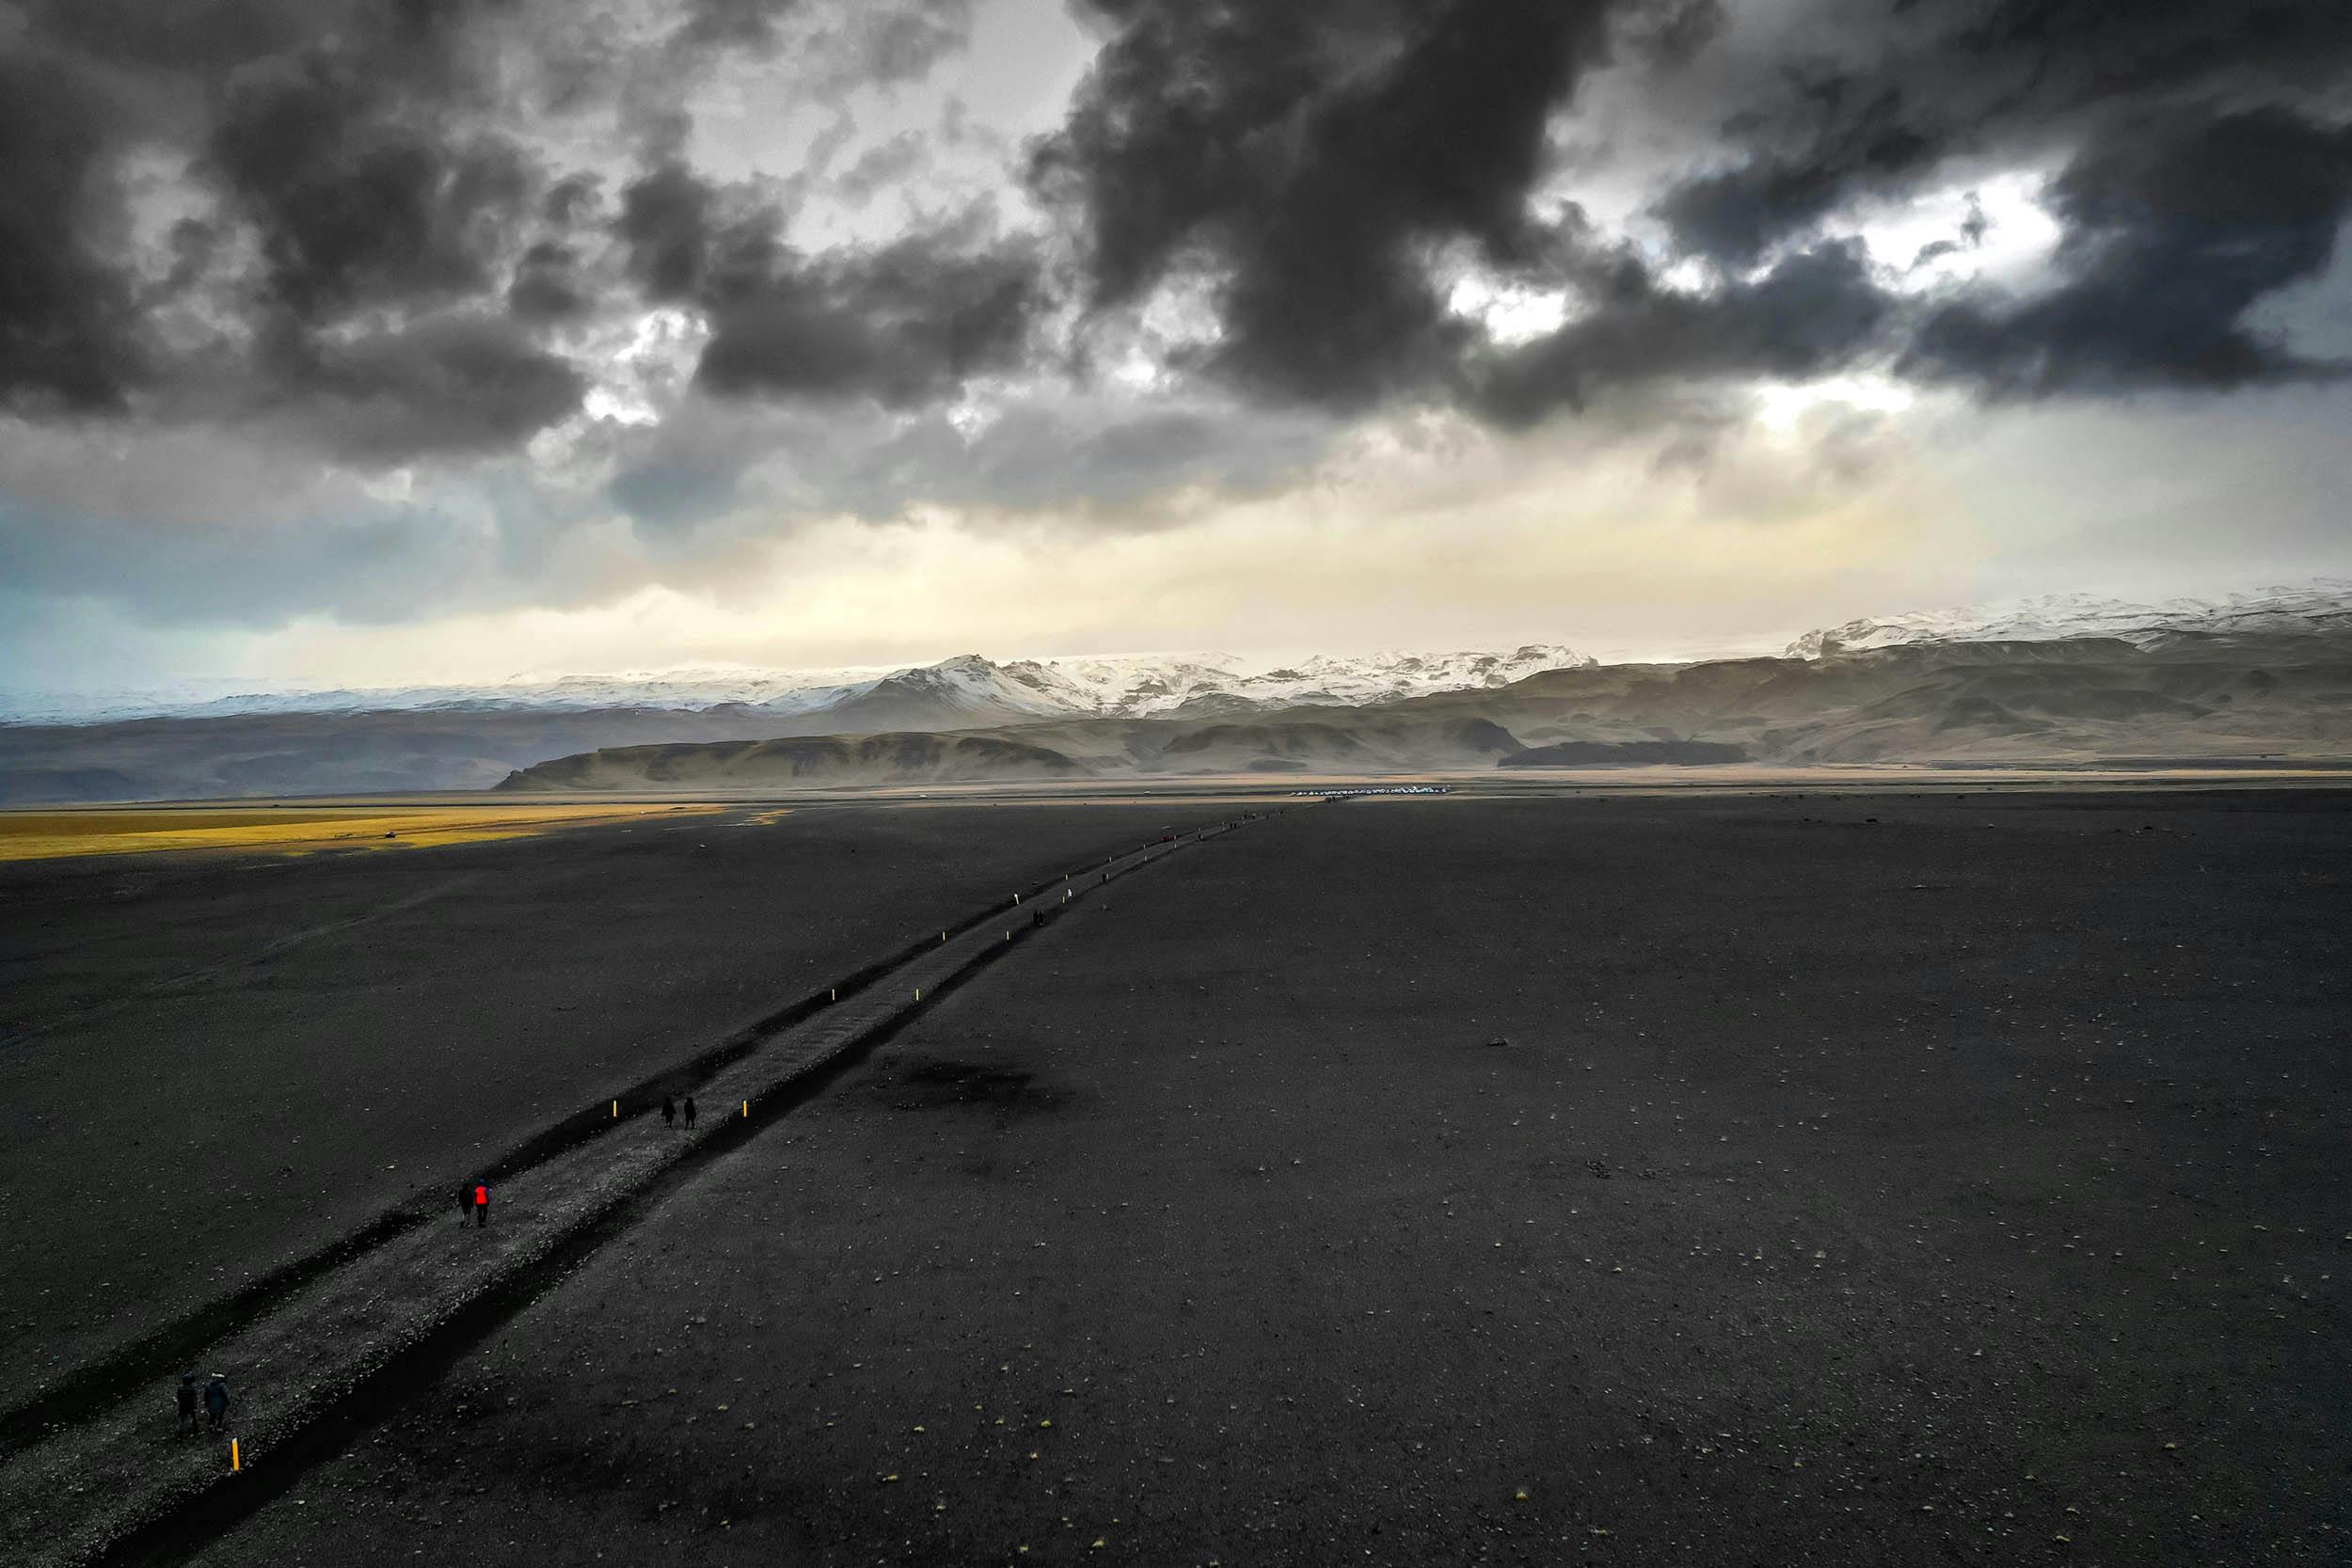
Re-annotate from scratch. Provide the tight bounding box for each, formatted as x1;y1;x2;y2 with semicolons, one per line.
203;1374;230;1433
457;1183;474;1225
473;1181;490;1227
683;1096;697;1131
176;1372;199;1435
662;1095;676;1129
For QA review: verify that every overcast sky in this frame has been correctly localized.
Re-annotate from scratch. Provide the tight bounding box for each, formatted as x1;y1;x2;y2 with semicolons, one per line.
4;0;2349;690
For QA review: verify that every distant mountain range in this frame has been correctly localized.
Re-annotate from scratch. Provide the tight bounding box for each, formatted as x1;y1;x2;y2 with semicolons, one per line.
503;630;2352;792
7;585;2352;802
0;646;1591;727
0;645;1593;801
1784;580;2352;657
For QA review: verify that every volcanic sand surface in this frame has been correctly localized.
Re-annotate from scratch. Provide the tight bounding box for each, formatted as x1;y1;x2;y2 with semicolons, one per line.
0;800;1227;1400
189;790;2352;1566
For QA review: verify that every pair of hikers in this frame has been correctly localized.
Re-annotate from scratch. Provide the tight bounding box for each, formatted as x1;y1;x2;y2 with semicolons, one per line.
176;1372;229;1434
449;1093;696;1233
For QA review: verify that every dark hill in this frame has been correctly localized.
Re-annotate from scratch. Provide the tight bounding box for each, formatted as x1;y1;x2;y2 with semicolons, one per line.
499;733;1081;791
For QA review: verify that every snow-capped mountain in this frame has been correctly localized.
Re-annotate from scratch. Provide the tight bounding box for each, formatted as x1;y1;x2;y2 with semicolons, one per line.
990;646;1592;716
2;646;1594;728
1785;580;2352;657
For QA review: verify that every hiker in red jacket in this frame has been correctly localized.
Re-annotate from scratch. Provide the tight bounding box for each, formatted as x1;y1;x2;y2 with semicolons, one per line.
473;1182;490;1227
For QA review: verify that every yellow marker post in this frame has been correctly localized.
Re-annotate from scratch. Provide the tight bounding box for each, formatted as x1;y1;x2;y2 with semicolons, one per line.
230;1438;240;1473
831;989;836;1002
612;1100;618;1119
941;931;946;943
914;988;923;1002
742;1100;749;1118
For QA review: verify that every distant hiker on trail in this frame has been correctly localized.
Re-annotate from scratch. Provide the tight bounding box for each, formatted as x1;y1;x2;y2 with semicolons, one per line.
473;1182;490;1227
683;1096;697;1131
457;1183;473;1225
662;1095;676;1129
203;1373;230;1433
177;1372;199;1435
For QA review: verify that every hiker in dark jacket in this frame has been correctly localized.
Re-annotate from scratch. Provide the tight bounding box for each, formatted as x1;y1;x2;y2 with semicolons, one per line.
683;1096;697;1131
177;1372;199;1434
662;1095;676;1129
204;1374;230;1433
457;1183;474;1224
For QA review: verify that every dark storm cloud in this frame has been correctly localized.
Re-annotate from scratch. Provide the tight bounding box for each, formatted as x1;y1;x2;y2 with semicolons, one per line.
14;0;982;459
207;44;536;320
0;0;1004;467
0;0;590;457
506;240;589;321
1653;1;2352;268
1477;241;1891;424
1033;0;1623;406
0;44;145;411
694;235;1040;405
616;162;730;303
1025;0;2352;417
1949;0;2352;107
1025;0;1926;419
615;162;1043;407
267;313;590;460
1653;92;1937;267
1909;108;2352;394
20;0;495;79
1626;1;2352;395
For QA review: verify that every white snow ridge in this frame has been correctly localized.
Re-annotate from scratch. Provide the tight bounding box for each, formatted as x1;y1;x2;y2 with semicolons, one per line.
1784;580;2352;657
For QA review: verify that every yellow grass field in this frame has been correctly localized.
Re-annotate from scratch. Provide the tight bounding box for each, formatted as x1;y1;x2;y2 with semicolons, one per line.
0;803;727;863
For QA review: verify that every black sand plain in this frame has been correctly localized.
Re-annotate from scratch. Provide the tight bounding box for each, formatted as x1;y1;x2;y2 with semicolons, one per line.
0;801;1230;1402
126;788;2349;1566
